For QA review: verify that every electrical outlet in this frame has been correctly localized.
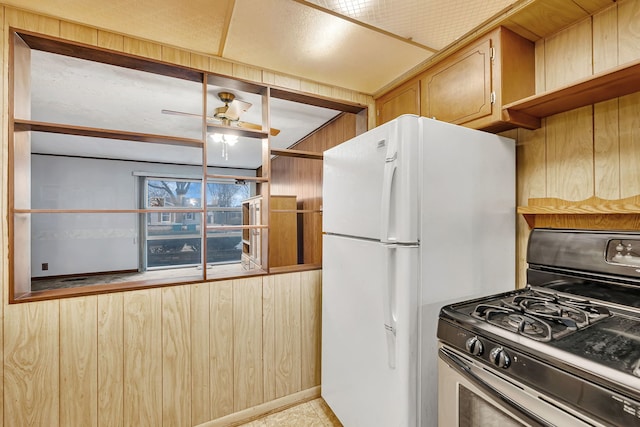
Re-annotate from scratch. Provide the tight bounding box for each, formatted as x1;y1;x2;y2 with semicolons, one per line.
42;263;48;271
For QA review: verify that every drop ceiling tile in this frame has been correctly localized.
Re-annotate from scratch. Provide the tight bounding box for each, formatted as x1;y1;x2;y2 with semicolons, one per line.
5;0;232;56
224;0;433;93
306;0;517;50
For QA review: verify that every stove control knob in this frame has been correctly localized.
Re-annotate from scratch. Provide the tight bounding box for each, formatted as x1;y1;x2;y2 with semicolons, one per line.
490;347;511;369
465;336;484;356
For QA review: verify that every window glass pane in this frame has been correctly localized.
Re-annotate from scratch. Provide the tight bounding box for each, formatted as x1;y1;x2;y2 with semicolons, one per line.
146;212;202;269
29;50;203;138
146;179;202;208
206;229;243;265
206;180;249;227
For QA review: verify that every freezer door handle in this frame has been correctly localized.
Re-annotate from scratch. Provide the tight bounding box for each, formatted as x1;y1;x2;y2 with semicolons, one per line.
383;243;398;369
380;143;397;244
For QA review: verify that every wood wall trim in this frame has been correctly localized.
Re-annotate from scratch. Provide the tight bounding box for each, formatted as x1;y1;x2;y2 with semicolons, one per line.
200;386;320;427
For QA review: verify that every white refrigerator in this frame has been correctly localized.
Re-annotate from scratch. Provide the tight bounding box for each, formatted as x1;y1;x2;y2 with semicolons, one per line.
321;115;515;427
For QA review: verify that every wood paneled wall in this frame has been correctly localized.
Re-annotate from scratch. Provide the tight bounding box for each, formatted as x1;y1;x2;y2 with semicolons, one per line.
513;0;640;287
0;6;373;426
4;273;322;427
270;113;358;264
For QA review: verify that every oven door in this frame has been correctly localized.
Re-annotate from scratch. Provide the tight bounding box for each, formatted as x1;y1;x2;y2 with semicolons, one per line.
438;345;606;427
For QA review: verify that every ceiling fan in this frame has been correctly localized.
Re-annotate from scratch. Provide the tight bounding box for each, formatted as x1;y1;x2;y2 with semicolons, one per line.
161;91;280;136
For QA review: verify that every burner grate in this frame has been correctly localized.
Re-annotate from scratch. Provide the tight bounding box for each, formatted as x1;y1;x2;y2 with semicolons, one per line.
471;289;611;342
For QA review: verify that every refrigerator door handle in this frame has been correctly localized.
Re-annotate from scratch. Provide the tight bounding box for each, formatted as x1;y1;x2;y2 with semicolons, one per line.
380;145;397;243
383;243;398;369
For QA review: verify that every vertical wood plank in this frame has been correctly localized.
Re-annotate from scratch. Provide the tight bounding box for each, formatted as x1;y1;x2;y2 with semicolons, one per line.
191;283;211;425
97;31;124;51
5;9;59;36
0;8;6;424
4;301;60;427
233;277;263;411
546;106;594;201
123;289;162;427
190;53;210;72
593;3;619;72
619;92;640;198
209;57;234;75
515;125;547;288
59;21;98;45
544;17;593;90
274;273;302;398
123;38;162;60
618;0;640;63
97;293;124;427
263;276;277;402
211;280;234;419
232;64;262;83
162;46;190;67
594;99;620;199
300;270;322;389
59;296;98;427
162;286;191;427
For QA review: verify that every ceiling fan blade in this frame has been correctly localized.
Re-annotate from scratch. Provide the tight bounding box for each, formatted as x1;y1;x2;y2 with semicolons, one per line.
224;99;252;121
237;121;281;136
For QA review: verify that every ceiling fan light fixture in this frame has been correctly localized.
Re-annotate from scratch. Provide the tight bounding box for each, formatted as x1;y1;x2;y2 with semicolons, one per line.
210;133;238;145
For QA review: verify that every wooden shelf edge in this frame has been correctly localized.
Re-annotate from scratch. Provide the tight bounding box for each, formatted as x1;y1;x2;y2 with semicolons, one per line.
517;195;640;215
503;58;640;122
518;195;640;229
13;119;203;147
270;148;323;160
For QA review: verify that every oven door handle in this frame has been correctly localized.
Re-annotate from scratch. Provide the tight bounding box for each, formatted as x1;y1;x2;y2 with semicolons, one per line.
439;347;555;427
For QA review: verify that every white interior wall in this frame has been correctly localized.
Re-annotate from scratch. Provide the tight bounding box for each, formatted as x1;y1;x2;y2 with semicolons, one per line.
30;154;254;277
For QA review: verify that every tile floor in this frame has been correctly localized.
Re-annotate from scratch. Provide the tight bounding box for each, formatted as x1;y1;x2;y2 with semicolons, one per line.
236;398;343;427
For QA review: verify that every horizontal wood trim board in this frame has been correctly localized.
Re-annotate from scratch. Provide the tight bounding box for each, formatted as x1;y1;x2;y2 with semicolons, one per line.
207;174;268;182
15;29;204;82
270;148;323;160
13;119;204;146
518;195;640;214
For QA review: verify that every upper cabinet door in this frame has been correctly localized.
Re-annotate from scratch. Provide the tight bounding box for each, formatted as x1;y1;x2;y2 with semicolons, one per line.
375;80;420;126
421;38;493;125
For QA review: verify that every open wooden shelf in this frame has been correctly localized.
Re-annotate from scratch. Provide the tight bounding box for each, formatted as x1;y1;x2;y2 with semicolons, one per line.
270;148;323;160
518;195;640;229
503;58;640;130
14;119;204;147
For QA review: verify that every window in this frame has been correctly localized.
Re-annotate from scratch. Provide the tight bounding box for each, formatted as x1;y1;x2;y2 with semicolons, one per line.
9;30;363;302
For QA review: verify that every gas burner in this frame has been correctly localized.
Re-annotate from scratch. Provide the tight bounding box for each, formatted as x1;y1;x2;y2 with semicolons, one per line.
472;304;553;341
471;289;612;342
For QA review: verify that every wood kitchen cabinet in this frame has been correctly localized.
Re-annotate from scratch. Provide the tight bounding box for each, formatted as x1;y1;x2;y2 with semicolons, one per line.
375;79;420;126
241;195;298;270
420;26;535;132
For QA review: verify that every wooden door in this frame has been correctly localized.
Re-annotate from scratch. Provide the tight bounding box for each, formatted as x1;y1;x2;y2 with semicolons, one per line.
375;79;420;125
421;37;493;124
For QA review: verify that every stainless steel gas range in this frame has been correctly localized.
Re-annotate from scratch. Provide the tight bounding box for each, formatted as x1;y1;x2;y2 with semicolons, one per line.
437;228;640;426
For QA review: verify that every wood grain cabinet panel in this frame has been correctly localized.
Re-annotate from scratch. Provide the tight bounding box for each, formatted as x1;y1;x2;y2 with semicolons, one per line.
375;80;420;125
422;38;492;124
269;195;298;268
421;26;535;132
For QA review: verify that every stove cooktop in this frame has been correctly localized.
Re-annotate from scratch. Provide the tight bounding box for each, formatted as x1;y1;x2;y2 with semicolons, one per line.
470;287;612;342
445;284;640;378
